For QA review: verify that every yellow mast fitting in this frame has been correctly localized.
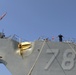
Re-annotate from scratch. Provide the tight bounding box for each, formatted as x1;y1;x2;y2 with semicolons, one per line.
18;42;32;57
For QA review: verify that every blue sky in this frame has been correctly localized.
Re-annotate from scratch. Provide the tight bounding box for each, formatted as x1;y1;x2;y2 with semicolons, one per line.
0;0;76;75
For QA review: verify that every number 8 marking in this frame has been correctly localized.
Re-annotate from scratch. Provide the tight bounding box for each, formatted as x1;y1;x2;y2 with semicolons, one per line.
61;49;75;70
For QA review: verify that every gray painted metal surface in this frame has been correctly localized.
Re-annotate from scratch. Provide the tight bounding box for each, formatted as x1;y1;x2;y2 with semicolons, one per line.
0;38;76;75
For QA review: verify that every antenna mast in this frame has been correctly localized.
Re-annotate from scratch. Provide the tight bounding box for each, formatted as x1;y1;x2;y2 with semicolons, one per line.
0;12;7;20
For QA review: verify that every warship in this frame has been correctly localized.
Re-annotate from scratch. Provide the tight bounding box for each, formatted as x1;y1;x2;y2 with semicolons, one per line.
0;32;76;75
0;13;76;75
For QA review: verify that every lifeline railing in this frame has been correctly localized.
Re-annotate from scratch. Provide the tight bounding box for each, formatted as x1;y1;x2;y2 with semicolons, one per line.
8;34;28;42
7;34;76;44
38;36;76;44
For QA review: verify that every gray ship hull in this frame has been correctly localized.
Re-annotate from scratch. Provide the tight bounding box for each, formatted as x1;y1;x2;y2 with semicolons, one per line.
0;38;76;75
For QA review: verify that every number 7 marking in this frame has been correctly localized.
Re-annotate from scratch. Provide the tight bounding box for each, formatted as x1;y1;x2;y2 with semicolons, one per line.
45;49;59;70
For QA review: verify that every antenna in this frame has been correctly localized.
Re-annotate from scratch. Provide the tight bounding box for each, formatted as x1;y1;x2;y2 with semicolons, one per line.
0;12;7;20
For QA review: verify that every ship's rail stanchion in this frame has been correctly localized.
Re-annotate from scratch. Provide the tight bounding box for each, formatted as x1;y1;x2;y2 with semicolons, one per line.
51;36;76;44
38;36;76;43
11;34;19;42
7;34;19;42
8;34;28;43
63;37;76;44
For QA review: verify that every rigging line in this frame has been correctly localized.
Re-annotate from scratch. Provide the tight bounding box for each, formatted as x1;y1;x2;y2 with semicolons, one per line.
46;42;67;75
67;42;76;54
27;40;46;75
73;43;76;46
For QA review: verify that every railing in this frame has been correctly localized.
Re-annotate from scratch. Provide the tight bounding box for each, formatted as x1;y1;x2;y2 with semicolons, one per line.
7;35;76;44
10;34;19;42
9;34;29;42
37;36;76;44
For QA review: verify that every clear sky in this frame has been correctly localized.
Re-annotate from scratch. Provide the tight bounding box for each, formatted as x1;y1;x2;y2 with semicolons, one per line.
0;0;76;75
